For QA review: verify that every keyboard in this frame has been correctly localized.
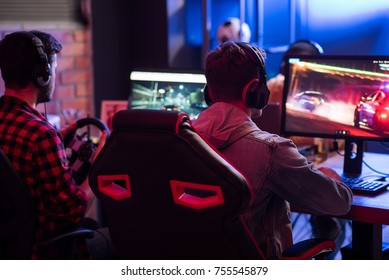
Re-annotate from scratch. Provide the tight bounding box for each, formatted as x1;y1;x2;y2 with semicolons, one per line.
342;176;389;195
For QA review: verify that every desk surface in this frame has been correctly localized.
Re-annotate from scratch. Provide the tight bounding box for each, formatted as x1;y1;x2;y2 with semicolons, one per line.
317;152;389;225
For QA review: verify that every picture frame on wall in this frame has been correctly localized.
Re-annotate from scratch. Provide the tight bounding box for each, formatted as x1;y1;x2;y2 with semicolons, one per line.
100;100;128;131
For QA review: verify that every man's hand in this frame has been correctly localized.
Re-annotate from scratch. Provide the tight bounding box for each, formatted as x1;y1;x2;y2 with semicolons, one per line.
59;122;77;140
93;130;108;161
318;166;342;182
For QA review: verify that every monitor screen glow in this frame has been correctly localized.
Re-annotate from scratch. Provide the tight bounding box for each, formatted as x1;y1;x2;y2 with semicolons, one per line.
282;55;389;141
129;69;207;119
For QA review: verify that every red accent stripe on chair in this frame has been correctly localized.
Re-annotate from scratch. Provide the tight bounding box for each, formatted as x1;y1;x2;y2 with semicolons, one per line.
98;175;131;200
170;180;224;210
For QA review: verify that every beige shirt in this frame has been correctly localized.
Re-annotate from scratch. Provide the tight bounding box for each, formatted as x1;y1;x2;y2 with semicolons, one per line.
193;102;353;259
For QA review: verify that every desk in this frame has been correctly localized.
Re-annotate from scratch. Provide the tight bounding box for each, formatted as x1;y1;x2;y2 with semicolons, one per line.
301;152;389;259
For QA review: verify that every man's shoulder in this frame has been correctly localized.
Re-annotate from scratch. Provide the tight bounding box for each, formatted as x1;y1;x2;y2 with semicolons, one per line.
249;130;292;146
17;111;57;139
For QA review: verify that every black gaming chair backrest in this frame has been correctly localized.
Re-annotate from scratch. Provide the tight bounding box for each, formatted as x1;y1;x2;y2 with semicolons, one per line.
0;148;34;259
89;109;263;259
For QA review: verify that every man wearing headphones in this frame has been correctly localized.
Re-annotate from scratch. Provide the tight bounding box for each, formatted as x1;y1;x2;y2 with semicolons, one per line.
267;39;324;105
267;40;349;259
193;41;352;259
0;30;107;259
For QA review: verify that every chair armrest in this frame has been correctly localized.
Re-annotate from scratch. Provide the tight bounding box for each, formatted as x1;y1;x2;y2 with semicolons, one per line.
37;227;95;248
34;227;95;259
281;238;336;260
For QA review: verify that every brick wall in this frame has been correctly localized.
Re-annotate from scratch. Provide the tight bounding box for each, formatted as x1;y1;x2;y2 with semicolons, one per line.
0;13;94;128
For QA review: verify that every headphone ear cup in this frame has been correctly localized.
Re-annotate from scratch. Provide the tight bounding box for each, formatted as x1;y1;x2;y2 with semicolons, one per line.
257;83;270;109
203;84;214;106
243;80;270;109
32;63;51;88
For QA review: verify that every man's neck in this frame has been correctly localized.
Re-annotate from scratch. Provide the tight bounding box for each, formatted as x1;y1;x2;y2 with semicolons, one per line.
225;100;251;116
4;85;38;108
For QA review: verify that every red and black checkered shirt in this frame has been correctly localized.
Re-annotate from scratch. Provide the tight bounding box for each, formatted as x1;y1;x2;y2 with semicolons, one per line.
0;95;88;259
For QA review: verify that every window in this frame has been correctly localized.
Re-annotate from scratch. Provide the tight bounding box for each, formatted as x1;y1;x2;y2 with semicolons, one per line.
0;0;87;25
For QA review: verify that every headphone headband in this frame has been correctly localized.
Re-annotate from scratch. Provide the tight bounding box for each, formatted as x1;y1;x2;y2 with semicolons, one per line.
287;40;324;55
236;42;270;109
236;42;267;83
17;31;52;88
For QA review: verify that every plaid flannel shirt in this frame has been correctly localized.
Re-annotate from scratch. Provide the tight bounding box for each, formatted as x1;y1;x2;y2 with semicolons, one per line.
0;95;87;259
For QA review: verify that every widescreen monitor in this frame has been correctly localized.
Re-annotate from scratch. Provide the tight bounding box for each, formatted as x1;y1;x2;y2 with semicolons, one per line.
129;69;207;119
281;55;389;176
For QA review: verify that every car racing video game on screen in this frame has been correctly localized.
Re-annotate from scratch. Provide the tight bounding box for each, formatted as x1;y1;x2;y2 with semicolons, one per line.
282;55;389;141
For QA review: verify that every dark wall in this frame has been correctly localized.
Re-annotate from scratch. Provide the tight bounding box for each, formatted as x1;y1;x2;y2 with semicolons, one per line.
92;0;388;118
91;0;168;117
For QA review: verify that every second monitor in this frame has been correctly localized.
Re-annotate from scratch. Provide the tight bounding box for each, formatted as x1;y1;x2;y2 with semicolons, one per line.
281;54;389;177
129;69;207;120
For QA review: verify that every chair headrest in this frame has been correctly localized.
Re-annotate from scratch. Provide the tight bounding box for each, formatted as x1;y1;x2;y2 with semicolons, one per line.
112;109;190;135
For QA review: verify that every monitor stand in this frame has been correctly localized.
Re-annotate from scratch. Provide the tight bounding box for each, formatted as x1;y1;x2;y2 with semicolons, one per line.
343;138;364;178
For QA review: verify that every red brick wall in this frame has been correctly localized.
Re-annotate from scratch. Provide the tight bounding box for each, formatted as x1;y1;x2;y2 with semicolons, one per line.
0;18;94;128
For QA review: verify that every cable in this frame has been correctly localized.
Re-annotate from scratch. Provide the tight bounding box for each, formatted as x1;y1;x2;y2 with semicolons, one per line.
362;159;389;176
380;142;389;150
43;102;47;119
333;139;389;177
333;139;344;156
363;142;389;176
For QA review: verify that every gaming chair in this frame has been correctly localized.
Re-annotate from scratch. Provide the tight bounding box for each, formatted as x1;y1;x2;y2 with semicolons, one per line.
88;109;336;260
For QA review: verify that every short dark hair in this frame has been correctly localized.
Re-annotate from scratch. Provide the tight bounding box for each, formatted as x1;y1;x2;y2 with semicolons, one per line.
205;41;266;102
0;30;62;89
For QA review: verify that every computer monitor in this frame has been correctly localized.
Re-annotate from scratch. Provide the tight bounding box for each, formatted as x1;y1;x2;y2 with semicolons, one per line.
129;69;207;119
281;55;389;177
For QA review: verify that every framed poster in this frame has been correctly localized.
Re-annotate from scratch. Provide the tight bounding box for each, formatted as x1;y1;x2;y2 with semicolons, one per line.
100;100;128;131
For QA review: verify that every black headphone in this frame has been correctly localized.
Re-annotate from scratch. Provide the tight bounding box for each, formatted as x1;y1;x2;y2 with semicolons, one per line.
204;42;270;109
280;39;324;76
287;40;324;55
18;31;52;88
